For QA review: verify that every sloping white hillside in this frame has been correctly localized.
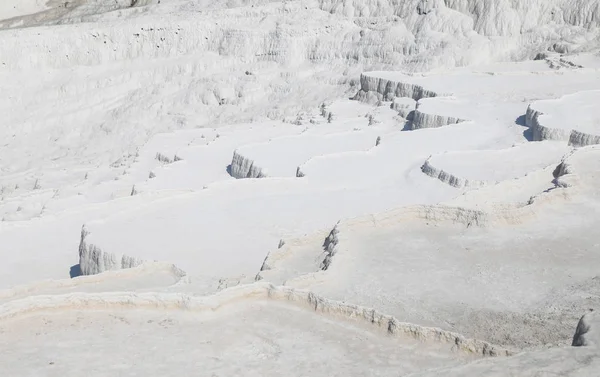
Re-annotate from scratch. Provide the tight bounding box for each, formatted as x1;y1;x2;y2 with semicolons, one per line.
259;146;600;349
0;283;507;376
2;0;600;376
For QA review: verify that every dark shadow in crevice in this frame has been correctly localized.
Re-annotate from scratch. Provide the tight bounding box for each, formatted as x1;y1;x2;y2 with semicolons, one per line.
69;264;82;279
516;115;533;141
401;110;416;131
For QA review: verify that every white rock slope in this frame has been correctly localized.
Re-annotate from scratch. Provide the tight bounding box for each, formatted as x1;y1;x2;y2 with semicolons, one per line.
526;91;600;146
79;226;145;275
2;1;600;375
260;146;600;348
421;142;569;189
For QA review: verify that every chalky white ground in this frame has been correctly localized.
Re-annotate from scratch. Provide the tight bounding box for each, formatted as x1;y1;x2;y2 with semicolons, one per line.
2;0;600;375
0;300;475;377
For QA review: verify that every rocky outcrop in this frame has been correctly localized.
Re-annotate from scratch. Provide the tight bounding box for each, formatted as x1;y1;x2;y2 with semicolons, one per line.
354;73;449;103
229;151;267;179
525;105;571;142
320;223;340;270
573;310;600;347
391;97;416;119
526;92;600;146
353;90;384;105
421;159;487;189
255;239;287;281
409;109;466;130
78;226;144;275
569;130;600;148
354;75;463;129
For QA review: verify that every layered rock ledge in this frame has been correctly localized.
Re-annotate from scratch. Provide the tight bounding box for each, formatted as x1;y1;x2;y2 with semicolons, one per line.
354;72;450;103
525;90;600;147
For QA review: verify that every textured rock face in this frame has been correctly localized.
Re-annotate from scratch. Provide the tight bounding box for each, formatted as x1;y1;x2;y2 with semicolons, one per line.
421;159;487;188
525;105;572;142
79;245;144;276
391;97;417;118
410;109;465;129
323;0;600;37
356;73;445;102
573;311;600;347
525;91;600;146
229;151;267;179
569;130;600;148
78;227;144;275
444;0;600;36
8;0;597;72
355;75;468;130
320;224;340;270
